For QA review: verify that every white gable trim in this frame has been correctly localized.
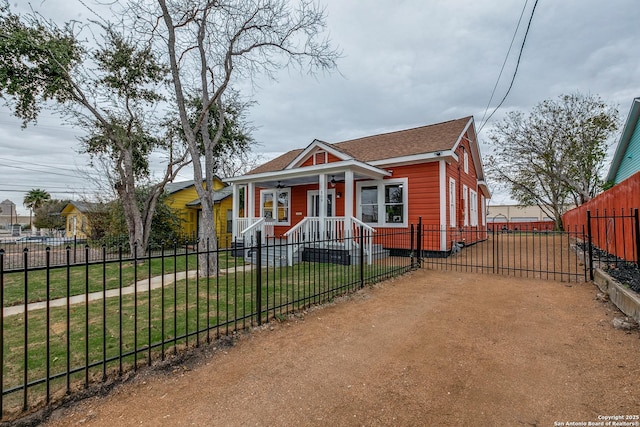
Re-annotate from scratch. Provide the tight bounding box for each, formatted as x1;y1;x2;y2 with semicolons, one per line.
450;117;487;183
285;139;353;170
225;159;391;185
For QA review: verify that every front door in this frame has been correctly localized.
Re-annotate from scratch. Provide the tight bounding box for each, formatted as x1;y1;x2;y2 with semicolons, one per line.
307;189;336;217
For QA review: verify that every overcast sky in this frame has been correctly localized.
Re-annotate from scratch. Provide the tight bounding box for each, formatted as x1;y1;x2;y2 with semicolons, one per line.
1;0;639;214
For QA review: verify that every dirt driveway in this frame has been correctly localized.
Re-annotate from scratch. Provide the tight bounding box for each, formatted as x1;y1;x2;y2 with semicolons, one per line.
42;269;639;427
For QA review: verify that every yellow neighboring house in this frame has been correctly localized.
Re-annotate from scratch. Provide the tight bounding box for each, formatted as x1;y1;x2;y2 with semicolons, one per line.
60;201;101;239
164;178;234;247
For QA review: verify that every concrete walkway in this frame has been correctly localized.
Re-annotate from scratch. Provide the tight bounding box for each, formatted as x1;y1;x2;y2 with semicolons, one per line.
3;264;254;318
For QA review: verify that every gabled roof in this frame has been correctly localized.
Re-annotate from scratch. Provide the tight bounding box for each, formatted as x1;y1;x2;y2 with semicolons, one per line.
165;176;227;194
332;116;472;163
246;116;473;175
185;186;233;208
165;180;197;194
285;139;354;169
606;97;640;184
60;201;104;215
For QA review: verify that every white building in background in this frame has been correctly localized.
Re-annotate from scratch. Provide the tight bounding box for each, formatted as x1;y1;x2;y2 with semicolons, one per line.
0;199;29;235
486;204;556;223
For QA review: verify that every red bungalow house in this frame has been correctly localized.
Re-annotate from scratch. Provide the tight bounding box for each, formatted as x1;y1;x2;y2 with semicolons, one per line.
226;116;491;264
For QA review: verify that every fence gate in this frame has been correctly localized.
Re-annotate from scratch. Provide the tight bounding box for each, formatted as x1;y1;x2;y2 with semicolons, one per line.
420;227;589;283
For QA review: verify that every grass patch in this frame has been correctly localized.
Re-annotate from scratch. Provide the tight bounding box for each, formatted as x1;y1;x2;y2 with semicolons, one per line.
1;251;242;307
1;255;412;416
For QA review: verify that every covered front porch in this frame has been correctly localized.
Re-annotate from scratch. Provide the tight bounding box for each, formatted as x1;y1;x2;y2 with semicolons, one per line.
225;158;392;266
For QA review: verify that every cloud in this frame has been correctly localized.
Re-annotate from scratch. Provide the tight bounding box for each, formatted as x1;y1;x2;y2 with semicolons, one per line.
1;0;639;213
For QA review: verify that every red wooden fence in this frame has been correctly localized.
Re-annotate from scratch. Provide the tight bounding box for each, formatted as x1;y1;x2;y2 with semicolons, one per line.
563;171;640;264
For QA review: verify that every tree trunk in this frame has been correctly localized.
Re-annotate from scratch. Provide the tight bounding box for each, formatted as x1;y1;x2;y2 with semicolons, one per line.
198;196;219;277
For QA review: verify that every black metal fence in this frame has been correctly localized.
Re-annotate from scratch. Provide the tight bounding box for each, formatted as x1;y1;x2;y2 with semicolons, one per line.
586;209;640;277
419;224;589;283
0;227;415;421
0;233;225;271
2;216;623;421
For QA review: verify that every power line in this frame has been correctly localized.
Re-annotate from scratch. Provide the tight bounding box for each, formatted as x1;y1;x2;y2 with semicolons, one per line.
478;0;540;134
0;156;95;176
0;162;82;179
479;0;529;127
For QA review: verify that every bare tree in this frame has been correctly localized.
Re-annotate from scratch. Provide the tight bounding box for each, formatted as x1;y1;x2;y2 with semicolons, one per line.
127;0;340;271
486;93;619;229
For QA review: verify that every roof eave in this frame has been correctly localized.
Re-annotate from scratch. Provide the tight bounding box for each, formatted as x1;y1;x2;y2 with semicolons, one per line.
606;97;640;183
225;159;391;184
284;139;353;169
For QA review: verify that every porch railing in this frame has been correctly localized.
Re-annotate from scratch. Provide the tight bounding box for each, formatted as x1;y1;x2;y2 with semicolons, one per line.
351;217;376;265
237;218;274;245
284;217;375;266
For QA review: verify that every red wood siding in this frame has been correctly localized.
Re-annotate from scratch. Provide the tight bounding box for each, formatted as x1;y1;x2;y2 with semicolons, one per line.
299;151;343;168
563;171;640;262
394;163;440;225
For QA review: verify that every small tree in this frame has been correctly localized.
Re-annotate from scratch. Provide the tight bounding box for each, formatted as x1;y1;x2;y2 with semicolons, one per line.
486;93;619;229
23;188;51;232
0;7;190;256
34;199;69;234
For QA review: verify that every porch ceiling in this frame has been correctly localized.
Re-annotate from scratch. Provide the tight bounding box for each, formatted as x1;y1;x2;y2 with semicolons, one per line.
225;159;391;187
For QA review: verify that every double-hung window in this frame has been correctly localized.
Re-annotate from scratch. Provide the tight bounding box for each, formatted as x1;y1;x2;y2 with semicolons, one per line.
449;178;456;227
260;188;290;225
469;189;478;227
356;179;408;227
462;184;468;226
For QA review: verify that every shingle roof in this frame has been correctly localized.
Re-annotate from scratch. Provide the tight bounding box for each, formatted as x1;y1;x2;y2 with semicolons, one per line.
61;201;105;215
247;117;472;174
165;180;197;194
248;149;304;175
185;186;233;207
165;176;226;194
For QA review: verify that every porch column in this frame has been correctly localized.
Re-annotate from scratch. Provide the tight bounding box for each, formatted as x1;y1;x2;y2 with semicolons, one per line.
344;170;354;219
247;182;256;219
319;174;327;239
344;170;354;250
232;183;239;240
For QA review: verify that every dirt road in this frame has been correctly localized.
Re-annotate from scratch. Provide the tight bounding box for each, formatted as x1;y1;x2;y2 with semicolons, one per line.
42;269;639;426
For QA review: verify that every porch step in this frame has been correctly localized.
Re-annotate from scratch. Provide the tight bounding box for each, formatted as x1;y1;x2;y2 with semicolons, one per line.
245;241;294;268
243;241;390;266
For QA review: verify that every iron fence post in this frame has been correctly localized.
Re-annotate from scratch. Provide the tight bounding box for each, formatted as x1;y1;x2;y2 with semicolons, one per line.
410;223;415;268
417;217;422;267
586;210;594;281
256;231;263;326
359;225;365;288
634;208;640;267
22;248;28;411
0;249;3;418
493;224;500;274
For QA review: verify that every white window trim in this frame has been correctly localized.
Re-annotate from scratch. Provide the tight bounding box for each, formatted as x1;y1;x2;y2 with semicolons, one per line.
463;151;469;174
449;178;456;228
307;189;336;217
356;178;408;228
313;150;328;165
463;184;469;227
260;188;291;226
470;189;478;227
481;195;486;226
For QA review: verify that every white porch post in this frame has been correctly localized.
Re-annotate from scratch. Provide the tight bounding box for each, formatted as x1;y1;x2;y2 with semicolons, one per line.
247;182;255;220
439;159;447;251
319;173;327;240
344;170;354;250
231;183;239;240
